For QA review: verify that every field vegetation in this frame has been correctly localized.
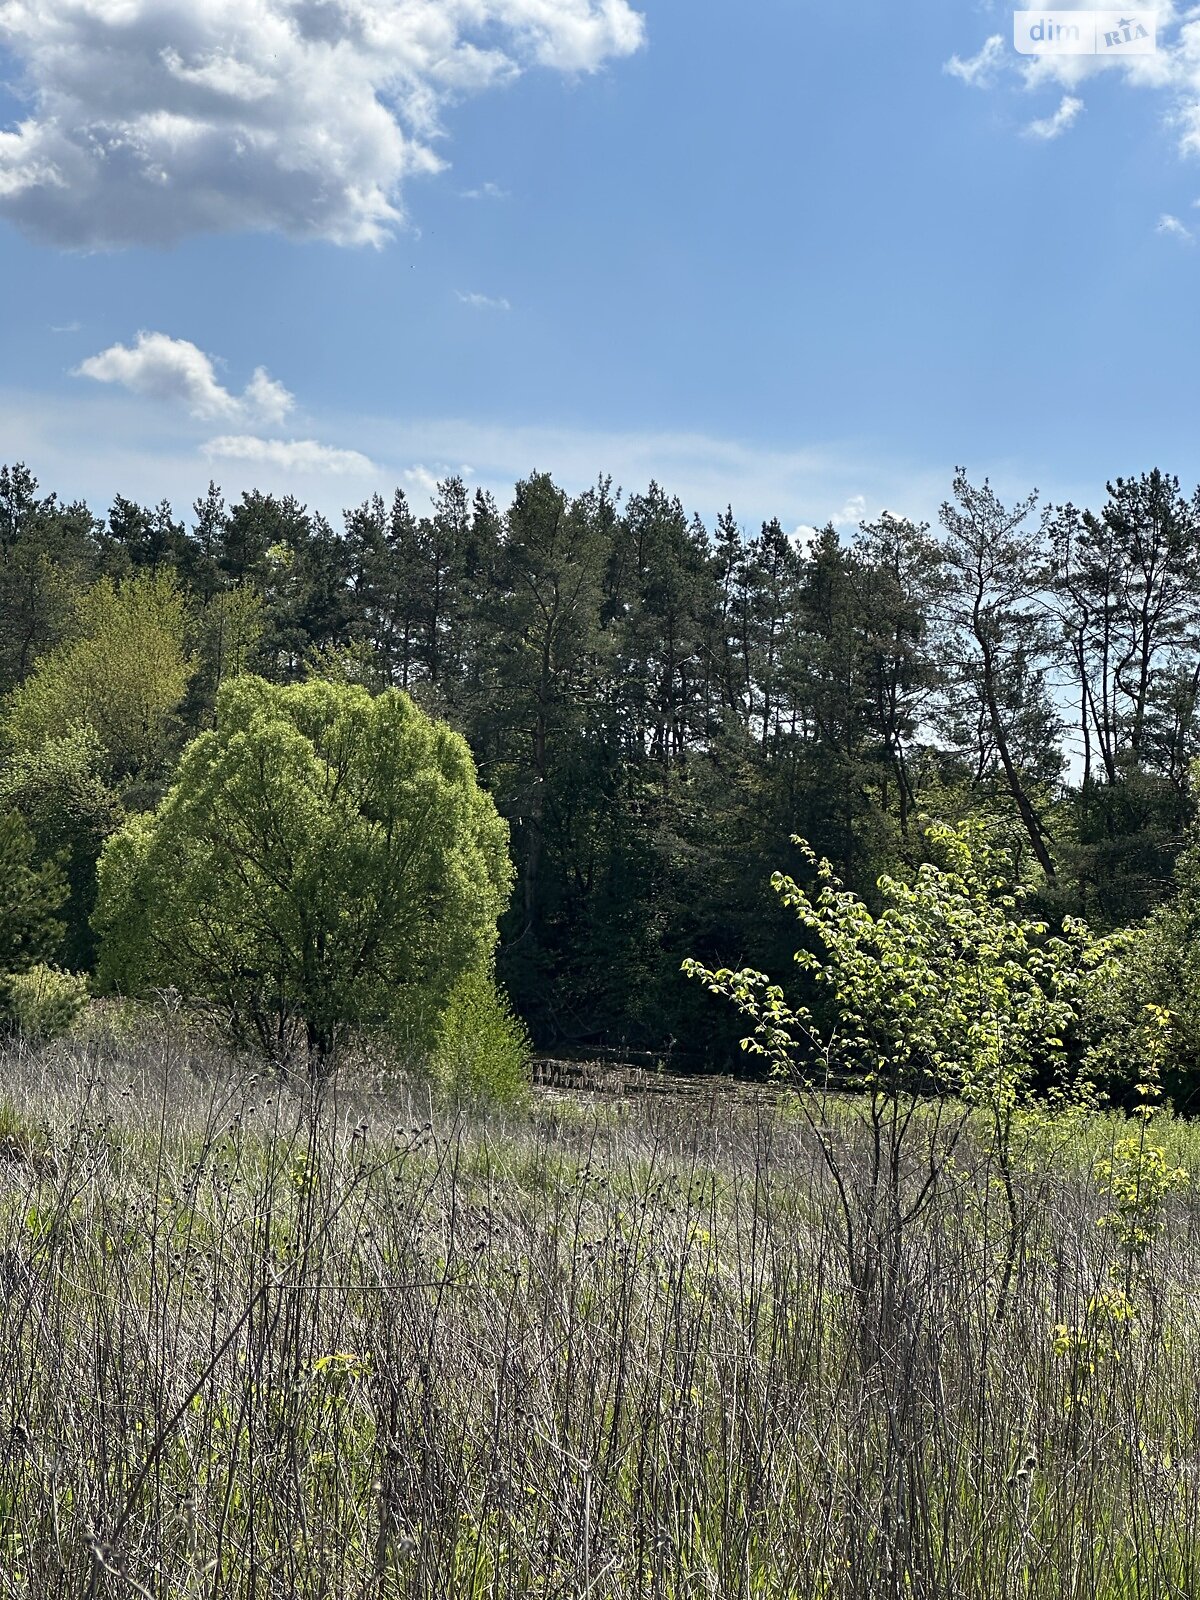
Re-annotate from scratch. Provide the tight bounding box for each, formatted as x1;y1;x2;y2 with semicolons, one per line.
0;1023;1197;1599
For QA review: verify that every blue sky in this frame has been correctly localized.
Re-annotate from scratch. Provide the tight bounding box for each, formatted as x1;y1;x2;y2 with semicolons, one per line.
2;0;1199;534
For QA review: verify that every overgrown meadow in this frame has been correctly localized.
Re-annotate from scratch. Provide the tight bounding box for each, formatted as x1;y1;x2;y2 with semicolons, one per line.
3;1023;1200;1599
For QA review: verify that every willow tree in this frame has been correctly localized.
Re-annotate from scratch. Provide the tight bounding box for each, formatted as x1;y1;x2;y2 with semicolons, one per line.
94;675;513;1074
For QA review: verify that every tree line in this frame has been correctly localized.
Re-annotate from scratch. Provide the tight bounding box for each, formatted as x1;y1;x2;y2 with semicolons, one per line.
4;457;1200;1063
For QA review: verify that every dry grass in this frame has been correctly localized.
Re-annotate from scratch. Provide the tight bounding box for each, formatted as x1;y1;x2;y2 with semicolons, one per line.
0;1023;1199;1597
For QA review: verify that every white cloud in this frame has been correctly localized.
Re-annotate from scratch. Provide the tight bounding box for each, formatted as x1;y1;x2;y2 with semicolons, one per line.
74;330;374;482
1024;94;1084;139
945;5;1200;175
404;463;440;495
0;0;645;248
1018;3;1182;93
1170;14;1200;150
203;435;376;474
243;367;295;428
461;180;508;200
456;290;512;311
1158;210;1194;239
786;495;870;541
75;331;294;424
944;35;1006;87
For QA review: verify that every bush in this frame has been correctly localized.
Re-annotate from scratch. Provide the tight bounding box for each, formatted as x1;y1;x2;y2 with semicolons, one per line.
431;966;530;1106
7;964;88;1042
1085;768;1200;1112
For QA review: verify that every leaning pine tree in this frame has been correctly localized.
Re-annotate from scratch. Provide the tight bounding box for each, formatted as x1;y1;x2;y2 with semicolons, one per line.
94;675;515;1079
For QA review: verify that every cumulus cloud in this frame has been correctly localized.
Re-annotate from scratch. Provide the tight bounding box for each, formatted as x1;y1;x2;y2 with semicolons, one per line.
1024;95;1084;139
1170;12;1200;152
242;366;295;427
75;331;294;424
944;5;1200;174
73;329;373;475
944;35;1006;87
203;434;376;474
0;0;645;248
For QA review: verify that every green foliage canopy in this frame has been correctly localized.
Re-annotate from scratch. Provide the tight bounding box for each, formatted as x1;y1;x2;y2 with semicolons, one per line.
686;819;1101;1109
1093;772;1200;1107
94;675;514;1070
2;570;194;782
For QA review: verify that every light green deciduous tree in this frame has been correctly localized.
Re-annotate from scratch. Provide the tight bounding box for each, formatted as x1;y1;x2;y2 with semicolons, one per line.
685;820;1103;1318
94;675;514;1074
2;570;194;782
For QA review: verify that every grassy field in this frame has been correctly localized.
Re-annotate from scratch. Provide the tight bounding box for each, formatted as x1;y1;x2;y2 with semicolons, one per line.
2;1026;1200;1598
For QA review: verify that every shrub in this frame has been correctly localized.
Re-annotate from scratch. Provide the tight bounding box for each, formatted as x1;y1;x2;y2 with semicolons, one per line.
685;818;1099;1106
431;965;530;1106
7;963;88;1041
1085;769;1200;1111
685;819;1105;1321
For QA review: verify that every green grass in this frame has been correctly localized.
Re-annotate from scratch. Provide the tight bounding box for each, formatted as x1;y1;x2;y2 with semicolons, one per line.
0;1032;1199;1596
